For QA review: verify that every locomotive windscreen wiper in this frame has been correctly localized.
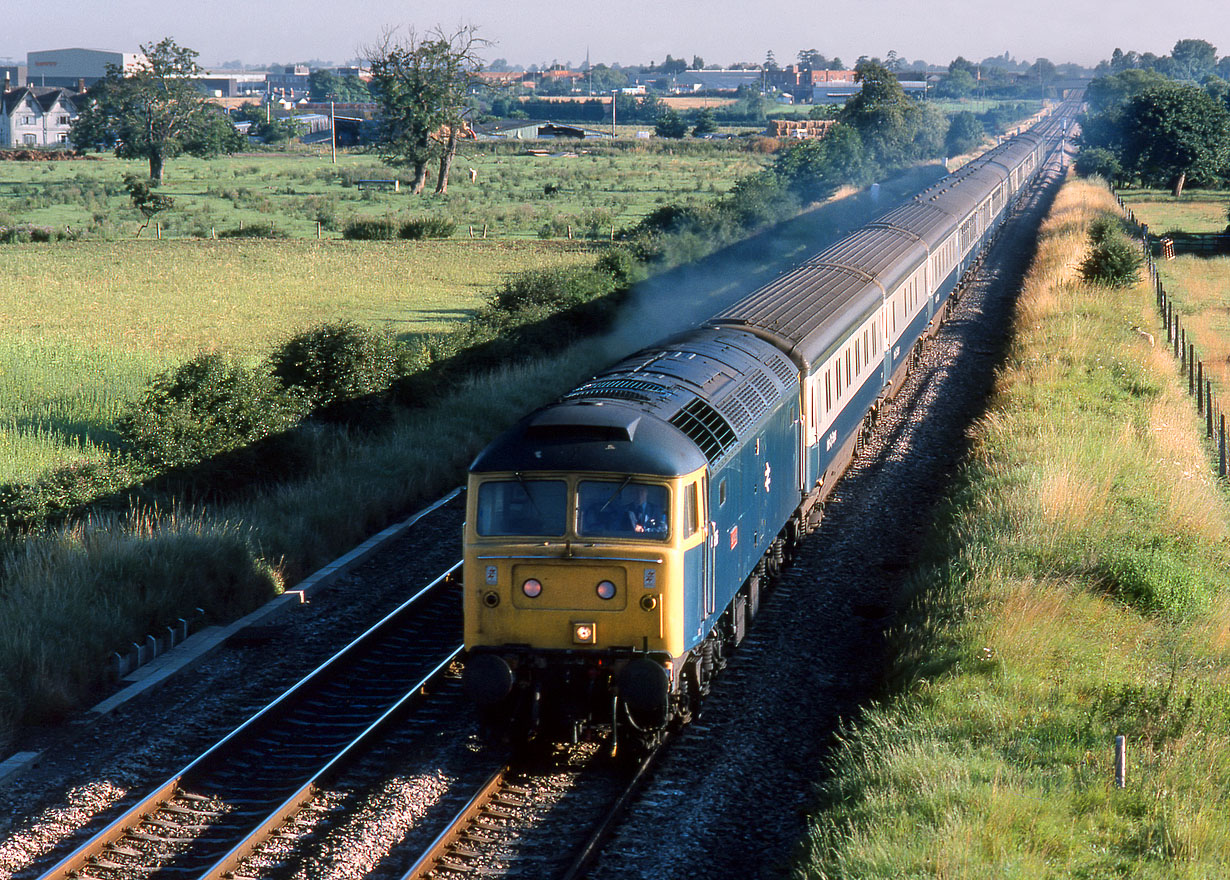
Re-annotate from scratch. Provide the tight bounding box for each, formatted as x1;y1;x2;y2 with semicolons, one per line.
598;475;634;511
513;472;546;519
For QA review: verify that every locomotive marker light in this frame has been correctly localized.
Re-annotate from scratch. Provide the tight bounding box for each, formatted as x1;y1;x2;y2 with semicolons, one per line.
522;578;543;598
596;580;617;600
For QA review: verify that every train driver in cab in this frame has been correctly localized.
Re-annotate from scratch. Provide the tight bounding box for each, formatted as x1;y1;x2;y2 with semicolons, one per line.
627;485;667;535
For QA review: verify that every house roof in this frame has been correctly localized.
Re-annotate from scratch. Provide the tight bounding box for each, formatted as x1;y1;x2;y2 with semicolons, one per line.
3;85;80;116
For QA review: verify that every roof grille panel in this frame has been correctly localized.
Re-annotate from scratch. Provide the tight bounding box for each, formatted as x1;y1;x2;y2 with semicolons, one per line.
767;354;796;385
717;394;754;433
735;382;768;423
669;398;737;463
564;378;669;404
750;370;776;399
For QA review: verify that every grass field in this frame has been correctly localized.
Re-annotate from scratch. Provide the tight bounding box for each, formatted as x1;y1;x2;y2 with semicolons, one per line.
0;238;596;483
1120;189;1230;392
0;142;767;240
799;178;1230;877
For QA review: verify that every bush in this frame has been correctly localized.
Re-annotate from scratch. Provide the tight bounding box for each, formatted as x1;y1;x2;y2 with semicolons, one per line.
268;321;403;412
343;216;397;240
216;221;285;239
1075;148;1124;184
0;224;59;243
1097;547;1210;618
120;354;305;469
1079;218;1143;288
490;266;619;314
398;216;456;240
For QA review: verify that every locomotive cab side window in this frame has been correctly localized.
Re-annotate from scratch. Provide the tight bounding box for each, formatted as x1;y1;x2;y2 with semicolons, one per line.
477;479;567;536
683;482;699;537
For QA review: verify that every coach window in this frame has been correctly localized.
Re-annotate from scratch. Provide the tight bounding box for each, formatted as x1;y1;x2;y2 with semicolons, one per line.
845;349;851;385
825;371;832;412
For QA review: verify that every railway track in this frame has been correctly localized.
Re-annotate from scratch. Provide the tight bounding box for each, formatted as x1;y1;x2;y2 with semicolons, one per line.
34;563;463;880
398;739;664;880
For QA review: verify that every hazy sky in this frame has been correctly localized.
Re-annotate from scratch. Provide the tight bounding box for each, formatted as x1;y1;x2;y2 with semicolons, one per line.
3;0;1229;70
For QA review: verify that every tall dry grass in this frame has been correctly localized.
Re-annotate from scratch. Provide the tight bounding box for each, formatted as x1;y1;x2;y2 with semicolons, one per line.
799;177;1230;878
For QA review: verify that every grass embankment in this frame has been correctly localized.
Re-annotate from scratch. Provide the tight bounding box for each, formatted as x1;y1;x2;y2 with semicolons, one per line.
0;239;594;483
0;345;607;741
799;178;1230;876
1119;189;1230;393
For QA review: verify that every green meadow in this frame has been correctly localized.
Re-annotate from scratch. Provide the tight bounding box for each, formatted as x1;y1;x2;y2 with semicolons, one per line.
0;238;596;483
0;141;767;240
1118;189;1230;395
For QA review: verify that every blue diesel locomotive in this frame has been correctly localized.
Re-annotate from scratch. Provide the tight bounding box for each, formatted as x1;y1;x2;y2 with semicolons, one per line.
461;107;1073;747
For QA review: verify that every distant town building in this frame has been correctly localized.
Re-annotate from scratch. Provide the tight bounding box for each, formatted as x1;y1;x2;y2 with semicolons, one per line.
0;65;27;88
267;64;310;98
26;48;142;87
473;119;612;140
0;83;80;147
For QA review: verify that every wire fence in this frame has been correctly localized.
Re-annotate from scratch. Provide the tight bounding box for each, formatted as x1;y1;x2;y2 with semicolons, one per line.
1113;191;1229;479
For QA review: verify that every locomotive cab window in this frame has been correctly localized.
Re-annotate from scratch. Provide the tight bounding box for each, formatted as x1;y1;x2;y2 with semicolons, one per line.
476;479;567;537
578;480;670;540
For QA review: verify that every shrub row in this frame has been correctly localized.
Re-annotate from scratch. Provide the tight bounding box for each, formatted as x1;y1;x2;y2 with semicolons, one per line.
0;224;78;244
342;216;456;240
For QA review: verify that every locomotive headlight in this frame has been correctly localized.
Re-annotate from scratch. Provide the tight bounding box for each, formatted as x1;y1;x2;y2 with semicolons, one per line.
596;580;617;600
521;578;543;598
573;622;596;644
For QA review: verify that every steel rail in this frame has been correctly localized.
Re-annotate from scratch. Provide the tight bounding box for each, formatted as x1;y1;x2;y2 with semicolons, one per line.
35;560;463;880
397;766;510;880
199;648;462;880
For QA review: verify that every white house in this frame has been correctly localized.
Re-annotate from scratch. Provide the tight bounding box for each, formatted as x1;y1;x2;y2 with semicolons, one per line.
0;85;80;147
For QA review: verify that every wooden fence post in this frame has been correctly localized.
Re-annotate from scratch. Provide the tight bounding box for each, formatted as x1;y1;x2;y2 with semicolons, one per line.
1115;735;1126;788
1207;381;1214;438
1221;414;1227;478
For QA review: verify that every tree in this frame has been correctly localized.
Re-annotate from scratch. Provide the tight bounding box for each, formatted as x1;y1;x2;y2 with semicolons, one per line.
937;68;975;98
691;107;717;137
1119;82;1230;196
70;38;229;182
658;54;687;75
1029;58;1057;95
366;25;488;194
945;111;984;156
307;68;370;103
840;60;933;169
124;173;173;237
1170;38;1217;82
654;107;688;138
774;123;869;202
231;104;304;144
